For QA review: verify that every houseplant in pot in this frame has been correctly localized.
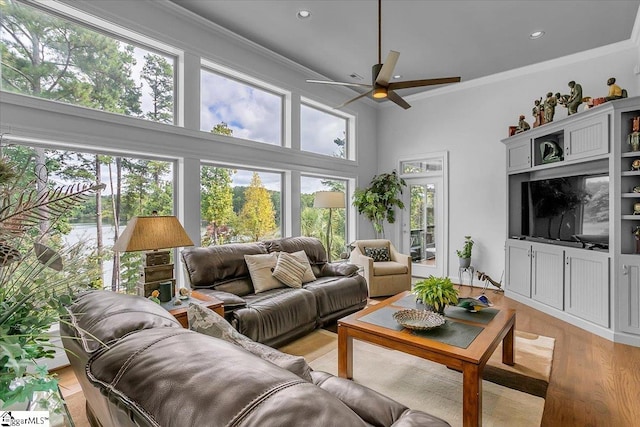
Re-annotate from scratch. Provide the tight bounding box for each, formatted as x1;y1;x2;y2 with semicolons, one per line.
412;276;459;315
456;235;474;268
352;170;406;238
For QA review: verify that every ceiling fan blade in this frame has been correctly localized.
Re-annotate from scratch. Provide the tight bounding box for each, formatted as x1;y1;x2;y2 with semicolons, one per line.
375;50;400;86
388;76;461;91
306;79;373;89
387;90;411;109
335;90;373;109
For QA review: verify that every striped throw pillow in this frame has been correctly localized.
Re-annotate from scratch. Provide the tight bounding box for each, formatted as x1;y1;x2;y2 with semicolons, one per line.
272;252;306;288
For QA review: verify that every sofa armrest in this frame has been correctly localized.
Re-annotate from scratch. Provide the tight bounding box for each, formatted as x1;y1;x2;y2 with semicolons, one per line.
194;289;246;311
320;262;360;277
349;246;374;280
311;371;449;427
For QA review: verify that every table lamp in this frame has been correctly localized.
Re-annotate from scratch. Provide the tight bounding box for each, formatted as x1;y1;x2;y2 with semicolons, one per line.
313;191;345;262
113;215;194;298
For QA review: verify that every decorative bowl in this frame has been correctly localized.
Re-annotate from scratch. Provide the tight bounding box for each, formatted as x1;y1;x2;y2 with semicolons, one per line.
393;309;446;331
456;295;493;312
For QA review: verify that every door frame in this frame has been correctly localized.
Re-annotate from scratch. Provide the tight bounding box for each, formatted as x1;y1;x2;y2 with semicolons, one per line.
397;151;449;278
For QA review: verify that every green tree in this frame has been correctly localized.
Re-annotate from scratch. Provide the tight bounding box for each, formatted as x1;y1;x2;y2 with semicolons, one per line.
201;166;235;245
237;172;276;241
212;122;233;136
141;53;173;123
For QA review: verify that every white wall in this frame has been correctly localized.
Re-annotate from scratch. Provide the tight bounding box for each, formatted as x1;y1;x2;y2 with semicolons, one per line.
377;41;640;280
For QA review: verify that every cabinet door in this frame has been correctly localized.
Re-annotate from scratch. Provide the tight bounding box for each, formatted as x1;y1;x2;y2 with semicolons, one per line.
564;114;609;161
564;249;610;327
506;138;531;172
619;255;640;335
505;240;531;297
531;243;564;309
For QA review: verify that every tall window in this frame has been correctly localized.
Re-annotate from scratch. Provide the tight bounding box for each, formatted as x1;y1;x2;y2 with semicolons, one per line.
0;0;175;124
301;103;348;158
201;67;283;145
3;143;174;293
201;165;281;244
301;176;347;260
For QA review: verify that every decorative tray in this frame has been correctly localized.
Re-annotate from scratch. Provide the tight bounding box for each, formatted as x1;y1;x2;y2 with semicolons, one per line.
392;309;446;331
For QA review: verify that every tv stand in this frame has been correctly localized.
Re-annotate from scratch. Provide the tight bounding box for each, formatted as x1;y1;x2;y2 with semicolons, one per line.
503;97;640;347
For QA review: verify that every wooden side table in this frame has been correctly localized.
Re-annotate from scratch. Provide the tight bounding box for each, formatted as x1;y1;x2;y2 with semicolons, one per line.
162;290;224;328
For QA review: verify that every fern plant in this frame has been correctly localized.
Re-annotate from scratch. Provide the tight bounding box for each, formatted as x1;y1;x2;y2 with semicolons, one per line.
0;155;104;408
412;276;459;314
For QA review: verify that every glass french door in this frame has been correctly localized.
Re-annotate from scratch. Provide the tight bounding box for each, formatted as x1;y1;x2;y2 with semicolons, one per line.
402;177;444;277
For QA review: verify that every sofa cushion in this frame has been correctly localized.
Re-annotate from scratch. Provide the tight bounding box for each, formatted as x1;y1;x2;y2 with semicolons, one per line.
272;252;306;288
187;303;312;382
65;290;181;353
235;288;317;346
244;253;283;293
365;246;390;262
263;237;327;265
181;242;267;288
373;261;409;276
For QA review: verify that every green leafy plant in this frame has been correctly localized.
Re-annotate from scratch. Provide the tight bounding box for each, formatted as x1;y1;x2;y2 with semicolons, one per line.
352;171;406;238
412;276;459;313
455;235;474;259
0;155;103;408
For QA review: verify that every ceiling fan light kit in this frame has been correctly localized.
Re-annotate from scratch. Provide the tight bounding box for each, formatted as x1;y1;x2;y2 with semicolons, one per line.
306;0;461;109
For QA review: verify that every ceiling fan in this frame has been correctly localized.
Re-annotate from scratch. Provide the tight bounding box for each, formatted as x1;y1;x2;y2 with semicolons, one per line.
306;0;461;110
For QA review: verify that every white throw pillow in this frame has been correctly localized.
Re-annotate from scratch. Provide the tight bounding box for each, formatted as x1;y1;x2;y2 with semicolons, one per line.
272;252;306;288
244;253;283;293
288;250;317;283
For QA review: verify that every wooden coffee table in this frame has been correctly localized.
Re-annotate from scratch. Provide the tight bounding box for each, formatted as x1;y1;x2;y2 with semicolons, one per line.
338;291;515;427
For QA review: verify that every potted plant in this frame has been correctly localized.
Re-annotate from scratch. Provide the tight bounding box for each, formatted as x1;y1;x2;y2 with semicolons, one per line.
0;155;103;409
352;171;406;238
456;235;474;268
412;276;459;315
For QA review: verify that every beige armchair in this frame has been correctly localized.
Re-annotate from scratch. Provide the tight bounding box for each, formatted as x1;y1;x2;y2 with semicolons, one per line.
349;239;412;297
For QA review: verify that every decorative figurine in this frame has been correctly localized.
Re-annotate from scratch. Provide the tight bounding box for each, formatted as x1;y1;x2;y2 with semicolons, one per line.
566;81;583;115
629;117;640;152
633;185;640;193
634;226;640;254
515;115;530;134
634;203;640;215
532;98;544;127
477;270;504;294
456;295;493;312
605;77;627;101
540;140;563;163
632;159;640;171
543;92;557;123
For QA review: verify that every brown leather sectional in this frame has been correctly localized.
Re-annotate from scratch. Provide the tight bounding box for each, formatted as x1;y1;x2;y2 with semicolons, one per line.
181;237;369;347
61;291;451;427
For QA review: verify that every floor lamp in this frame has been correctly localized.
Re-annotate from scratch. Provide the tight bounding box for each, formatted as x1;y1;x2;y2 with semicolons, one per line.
313;191;345;262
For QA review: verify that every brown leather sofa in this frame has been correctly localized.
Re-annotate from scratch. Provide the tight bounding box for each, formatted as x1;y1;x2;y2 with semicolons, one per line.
181;237;368;347
61;291;451;427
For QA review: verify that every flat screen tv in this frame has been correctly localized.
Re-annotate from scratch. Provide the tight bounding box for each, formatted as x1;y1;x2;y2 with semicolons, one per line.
521;174;609;248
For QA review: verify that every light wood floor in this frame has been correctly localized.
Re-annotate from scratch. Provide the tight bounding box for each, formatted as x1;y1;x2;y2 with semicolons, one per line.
55;286;640;426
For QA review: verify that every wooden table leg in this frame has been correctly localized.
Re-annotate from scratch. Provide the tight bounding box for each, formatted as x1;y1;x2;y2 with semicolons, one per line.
462;362;482;427
502;323;515;366
337;324;353;379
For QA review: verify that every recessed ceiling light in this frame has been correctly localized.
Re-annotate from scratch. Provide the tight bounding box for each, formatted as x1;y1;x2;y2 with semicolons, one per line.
297;10;311;19
530;30;545;39
393;75;402;79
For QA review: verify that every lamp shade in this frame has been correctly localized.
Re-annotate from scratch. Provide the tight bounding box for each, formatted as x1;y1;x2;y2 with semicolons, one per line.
113;216;194;252
313;191;345;209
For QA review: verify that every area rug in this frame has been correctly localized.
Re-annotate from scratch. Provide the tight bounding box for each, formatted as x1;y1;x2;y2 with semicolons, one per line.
280;329;554;427
64;391;90;427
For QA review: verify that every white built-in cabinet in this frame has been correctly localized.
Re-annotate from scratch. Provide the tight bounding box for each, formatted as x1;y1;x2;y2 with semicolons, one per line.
503;97;640;346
